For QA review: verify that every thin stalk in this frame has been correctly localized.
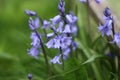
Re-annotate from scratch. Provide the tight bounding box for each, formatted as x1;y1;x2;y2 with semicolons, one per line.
43;29;48;41
59;47;64;70
111;18;120;79
111;17;115;35
118;48;120;80
35;30;51;76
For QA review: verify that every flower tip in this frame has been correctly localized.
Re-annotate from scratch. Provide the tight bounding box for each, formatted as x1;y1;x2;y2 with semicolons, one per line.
25;9;37;16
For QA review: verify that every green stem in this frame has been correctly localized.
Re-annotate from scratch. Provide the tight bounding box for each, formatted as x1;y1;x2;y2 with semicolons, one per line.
60;47;64;70
35;30;51;76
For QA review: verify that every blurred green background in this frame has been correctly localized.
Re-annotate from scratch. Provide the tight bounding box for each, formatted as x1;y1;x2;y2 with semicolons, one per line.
0;0;120;80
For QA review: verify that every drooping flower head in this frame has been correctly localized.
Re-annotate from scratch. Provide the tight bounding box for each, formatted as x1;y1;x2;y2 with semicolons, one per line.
58;0;65;14
98;7;113;37
28;73;32;80
28;46;39;59
28;17;40;30
112;33;120;46
46;34;72;49
98;19;112;36
50;55;62;64
25;9;37;16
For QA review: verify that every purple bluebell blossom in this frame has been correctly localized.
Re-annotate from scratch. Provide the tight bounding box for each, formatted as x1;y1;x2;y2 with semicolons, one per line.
50;15;61;25
57;21;64;33
25;9;36;16
95;0;101;4
66;14;78;24
60;36;72;49
45;0;78;63
42;20;50;29
71;25;78;35
63;24;77;34
28;46;39;59
63;48;70;60
50;55;62;64
58;0;65;13
63;24;71;33
28;73;32;80
46;34;72;49
112;33;120;46
71;41;78;51
54;37;61;48
103;7;111;17
29;17;40;30
98;23;112;37
98;7;113;37
30;32;40;47
46;39;55;48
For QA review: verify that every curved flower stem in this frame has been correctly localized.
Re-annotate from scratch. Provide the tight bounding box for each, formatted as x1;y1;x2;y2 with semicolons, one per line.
111;17;115;35
35;30;51;76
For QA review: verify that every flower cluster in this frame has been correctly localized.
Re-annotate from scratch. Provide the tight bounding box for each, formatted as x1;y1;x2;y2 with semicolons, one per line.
98;7;113;37
80;0;101;4
25;0;78;64
44;0;78;64
25;10;41;59
98;7;120;47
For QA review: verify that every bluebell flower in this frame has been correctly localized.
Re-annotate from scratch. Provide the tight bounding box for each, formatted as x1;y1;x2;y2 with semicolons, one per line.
46;34;72;49
66;14;78;24
54;37;61;48
42;20;50;29
28;46;39;59
103;7;111;17
71;25;78;35
60;36;72;49
57;21;64;33
63;24;71;33
98;24;111;37
50;15;61;25
71;41;78;51
25;9;36;16
29;17;40;30
30;32;40;47
63;48;70;60
98;18;112;36
95;0;101;4
50;55;62;64
63;24;77;34
112;33;120;46
58;0;65;13
28;73;32;80
46;38;55;48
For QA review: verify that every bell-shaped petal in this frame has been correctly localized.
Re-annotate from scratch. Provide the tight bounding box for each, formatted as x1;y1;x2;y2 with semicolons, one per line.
25;9;36;16
50;55;62;64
